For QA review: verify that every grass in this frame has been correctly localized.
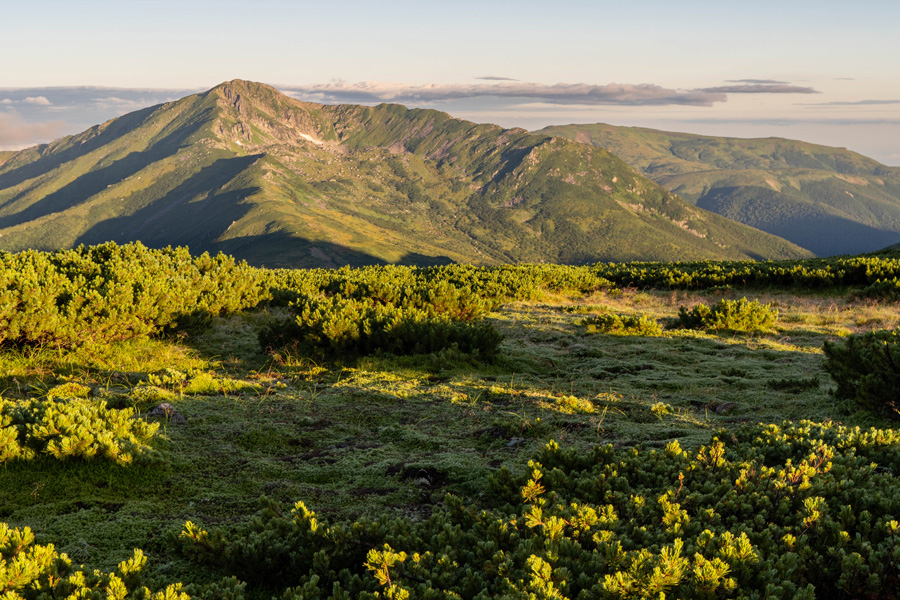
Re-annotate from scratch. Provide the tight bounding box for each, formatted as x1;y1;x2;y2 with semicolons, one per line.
0;287;892;585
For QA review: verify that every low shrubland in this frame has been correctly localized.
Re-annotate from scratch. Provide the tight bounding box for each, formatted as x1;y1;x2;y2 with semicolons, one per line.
171;422;900;599
0;242;265;348
2;243;900;599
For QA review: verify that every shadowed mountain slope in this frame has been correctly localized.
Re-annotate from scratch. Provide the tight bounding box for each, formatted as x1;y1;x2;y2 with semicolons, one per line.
0;81;810;267
539;123;900;256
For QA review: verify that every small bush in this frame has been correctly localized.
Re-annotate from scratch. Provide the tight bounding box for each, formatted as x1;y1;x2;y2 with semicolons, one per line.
678;297;778;332
823;329;900;416
858;277;900;301
0;396;158;464
0;525;186;600
581;312;662;336
259;294;502;361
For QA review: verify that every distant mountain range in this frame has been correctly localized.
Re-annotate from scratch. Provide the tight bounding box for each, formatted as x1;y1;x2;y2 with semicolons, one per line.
0;81;813;266
539;123;900;256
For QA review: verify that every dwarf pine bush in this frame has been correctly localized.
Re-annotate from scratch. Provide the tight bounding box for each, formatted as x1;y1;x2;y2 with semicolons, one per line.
259;292;502;360
823;329;900;416
580;312;662;336
173;421;900;600
678;297;778;332
858;277;900;301
0;242;267;348
0;523;188;600
0;396;158;464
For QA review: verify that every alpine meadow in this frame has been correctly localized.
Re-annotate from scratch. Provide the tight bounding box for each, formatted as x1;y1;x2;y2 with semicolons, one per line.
1;75;900;600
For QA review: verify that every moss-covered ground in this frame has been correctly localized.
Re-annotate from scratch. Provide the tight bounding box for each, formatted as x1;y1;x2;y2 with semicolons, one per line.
0;287;894;586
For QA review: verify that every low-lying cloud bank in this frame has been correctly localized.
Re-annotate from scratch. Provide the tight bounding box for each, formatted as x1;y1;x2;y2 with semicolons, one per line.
281;80;820;107
0;113;68;150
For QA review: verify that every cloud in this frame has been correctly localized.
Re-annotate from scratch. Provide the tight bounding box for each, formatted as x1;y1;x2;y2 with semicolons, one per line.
0;113;68;149
799;99;900;107
0;99;11;105
725;79;789;84
697;84;819;94
677;117;900;127
283;81;727;107
22;96;52;105
476;75;519;81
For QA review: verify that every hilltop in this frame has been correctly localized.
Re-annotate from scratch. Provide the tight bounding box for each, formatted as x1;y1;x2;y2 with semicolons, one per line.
0;80;809;267
539;123;900;256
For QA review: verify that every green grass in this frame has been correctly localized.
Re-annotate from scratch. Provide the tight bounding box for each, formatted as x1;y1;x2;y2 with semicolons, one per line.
2;285;890;589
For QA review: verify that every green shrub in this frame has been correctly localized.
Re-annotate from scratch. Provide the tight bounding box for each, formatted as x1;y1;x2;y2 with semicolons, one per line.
858;277;900;301
0;396;158;465
259;294;502;360
177;421;900;600
0;524;187;600
678;297;778;332
581;312;662;336
823;329;900;416
0;242;268;348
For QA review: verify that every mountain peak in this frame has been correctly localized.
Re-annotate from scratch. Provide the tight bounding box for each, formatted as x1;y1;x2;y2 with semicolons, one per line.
210;79;279;97
0;87;812;267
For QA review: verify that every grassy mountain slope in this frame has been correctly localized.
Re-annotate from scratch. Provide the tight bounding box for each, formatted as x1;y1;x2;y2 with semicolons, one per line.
0;81;809;266
540;123;900;256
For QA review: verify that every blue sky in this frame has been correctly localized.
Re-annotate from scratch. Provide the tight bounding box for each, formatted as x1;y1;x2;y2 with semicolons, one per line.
3;0;899;163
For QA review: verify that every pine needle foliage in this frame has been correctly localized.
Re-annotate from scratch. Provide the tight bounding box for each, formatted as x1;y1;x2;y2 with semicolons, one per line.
0;523;187;600
0;242;266;348
823;329;900;417
175;421;900;600
0;396;158;465
259;293;502;360
677;298;778;332
580;313;662;336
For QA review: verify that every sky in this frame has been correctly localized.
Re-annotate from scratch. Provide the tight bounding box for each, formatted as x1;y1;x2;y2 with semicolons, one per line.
2;0;899;164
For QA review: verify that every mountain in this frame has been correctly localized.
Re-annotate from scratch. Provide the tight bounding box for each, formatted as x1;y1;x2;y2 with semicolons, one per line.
0;81;810;267
538;123;900;256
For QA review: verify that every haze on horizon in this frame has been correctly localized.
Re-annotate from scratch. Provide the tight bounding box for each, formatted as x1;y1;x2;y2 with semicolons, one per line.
2;0;899;165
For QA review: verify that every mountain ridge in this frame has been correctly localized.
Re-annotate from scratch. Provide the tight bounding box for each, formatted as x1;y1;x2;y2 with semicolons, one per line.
539;123;900;256
0;80;810;267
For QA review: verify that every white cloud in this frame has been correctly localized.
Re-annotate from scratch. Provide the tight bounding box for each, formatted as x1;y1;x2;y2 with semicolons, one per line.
724;79;789;85
0;99;12;105
697;84;819;94
283;81;728;107
23;96;51;105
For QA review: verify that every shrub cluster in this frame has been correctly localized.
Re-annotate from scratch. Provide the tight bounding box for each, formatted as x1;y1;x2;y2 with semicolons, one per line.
0;242;266;348
174;421;900;599
678;298;778;332
592;255;900;290
0;524;189;600
580;313;662;336
823;329;900;417
0;396;158;465
259;292;502;360
857;277;900;301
